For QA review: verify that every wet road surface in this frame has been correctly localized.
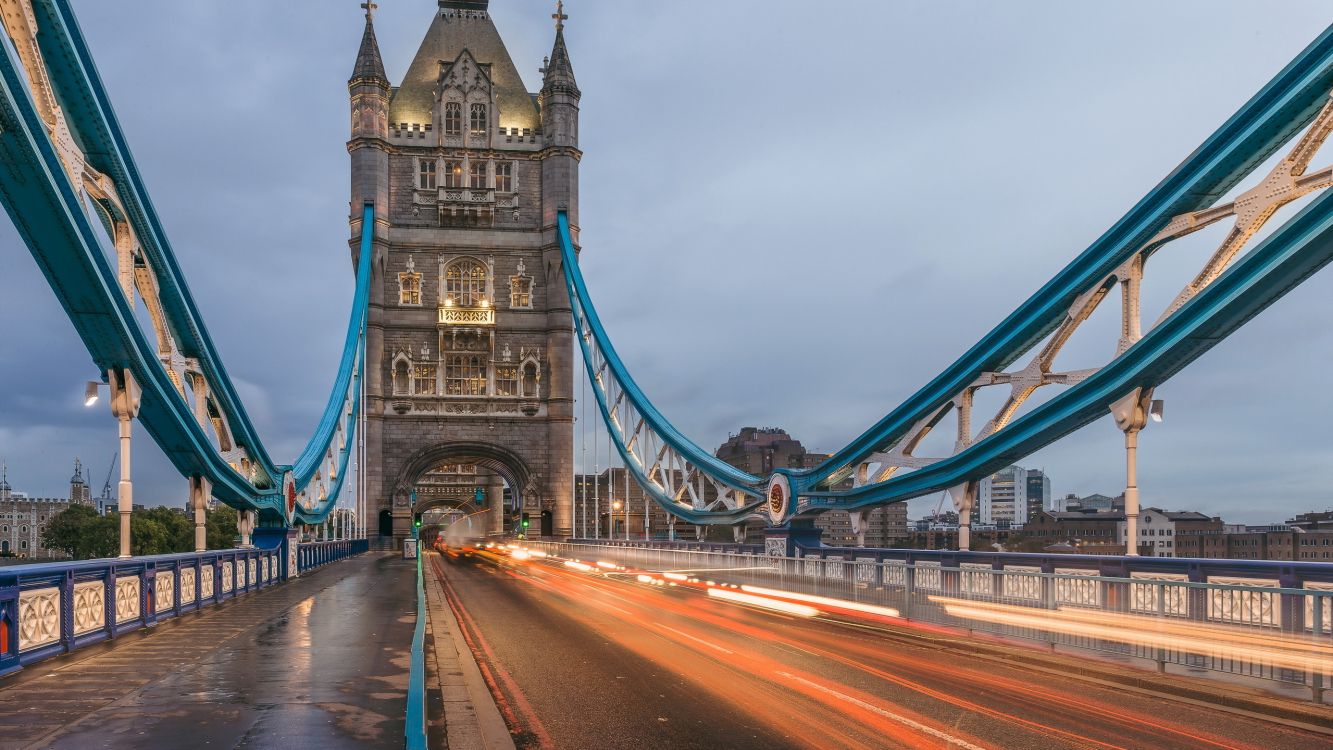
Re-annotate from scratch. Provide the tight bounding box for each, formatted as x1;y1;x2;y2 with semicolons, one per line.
433;549;1333;750
0;553;413;750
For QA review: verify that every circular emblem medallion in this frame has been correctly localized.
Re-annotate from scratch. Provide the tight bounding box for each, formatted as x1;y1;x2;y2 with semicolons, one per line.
283;472;297;521
765;475;791;524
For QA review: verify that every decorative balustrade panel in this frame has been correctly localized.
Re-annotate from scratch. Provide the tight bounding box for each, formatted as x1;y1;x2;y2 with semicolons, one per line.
72;581;105;636
914;561;942;592
960;563;993;597
155;571;175;613
1053;568;1100;608
220;561;235;594
1002;566;1042;602
1130;572;1188;616
179;567;197;606
201;565;215;599
1207;576;1279;627
115;577;141;623
18;588;61;652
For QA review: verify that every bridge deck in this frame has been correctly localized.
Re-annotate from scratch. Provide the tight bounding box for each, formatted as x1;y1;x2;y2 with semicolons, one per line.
0;553;412;750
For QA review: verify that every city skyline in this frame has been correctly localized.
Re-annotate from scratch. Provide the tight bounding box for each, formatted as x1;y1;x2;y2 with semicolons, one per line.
2;1;1333;524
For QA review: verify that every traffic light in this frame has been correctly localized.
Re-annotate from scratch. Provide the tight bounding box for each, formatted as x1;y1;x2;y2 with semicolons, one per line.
413;514;422;529
521;513;530;529
474;487;485;503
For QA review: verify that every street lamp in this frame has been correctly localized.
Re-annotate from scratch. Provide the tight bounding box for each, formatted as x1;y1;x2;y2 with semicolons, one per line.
84;381;101;407
1149;399;1165;423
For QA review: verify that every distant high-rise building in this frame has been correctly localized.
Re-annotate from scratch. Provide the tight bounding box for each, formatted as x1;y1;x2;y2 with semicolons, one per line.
1025;468;1051;520
980;465;1027;527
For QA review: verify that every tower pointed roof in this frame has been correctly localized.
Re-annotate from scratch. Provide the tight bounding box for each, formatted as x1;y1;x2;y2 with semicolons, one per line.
390;1;539;130
543;3;578;92
351;6;388;84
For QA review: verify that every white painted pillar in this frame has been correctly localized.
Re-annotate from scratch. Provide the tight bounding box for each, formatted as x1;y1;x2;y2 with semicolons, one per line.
239;510;255;548
849;510;869;548
108;369;141;559
949;482;976;552
1110;388;1153;557
190;476;211;552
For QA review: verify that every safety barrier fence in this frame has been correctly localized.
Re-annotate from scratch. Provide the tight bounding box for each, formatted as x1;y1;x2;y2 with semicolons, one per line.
296;539;369;573
530;541;1333;701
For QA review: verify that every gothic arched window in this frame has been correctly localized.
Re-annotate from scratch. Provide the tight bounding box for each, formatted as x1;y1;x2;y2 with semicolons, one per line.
399;272;422;306
444;259;487;307
446;354;488;396
469;103;488;135
444;102;462;136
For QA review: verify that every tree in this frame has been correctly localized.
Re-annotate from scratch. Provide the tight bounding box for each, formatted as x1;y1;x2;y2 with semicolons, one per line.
41;505;116;560
206;506;239;550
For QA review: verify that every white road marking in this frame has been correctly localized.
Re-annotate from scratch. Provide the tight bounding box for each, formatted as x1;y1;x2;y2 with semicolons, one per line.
776;671;988;750
655;624;735;655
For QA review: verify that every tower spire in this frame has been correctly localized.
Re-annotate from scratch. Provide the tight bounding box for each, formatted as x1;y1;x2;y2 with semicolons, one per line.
351;2;388;84
543;1;577;91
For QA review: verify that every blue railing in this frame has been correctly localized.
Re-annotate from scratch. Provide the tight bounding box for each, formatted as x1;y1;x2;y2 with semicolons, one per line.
0;540;369;678
296;539;370;573
0;547;282;678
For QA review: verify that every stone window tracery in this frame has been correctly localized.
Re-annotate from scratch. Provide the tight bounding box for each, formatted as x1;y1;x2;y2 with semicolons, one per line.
444;102;462;136
510;275;532;309
413;363;438;396
418;159;437;190
469;103;488;135
444;259;488;307
399;272;422;306
444;160;463;189
469;161;488;190
446;354;488;396
495;162;514;193
495;366;519;397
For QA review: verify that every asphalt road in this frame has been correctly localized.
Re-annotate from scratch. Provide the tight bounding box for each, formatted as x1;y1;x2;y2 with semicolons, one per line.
432;549;1333;750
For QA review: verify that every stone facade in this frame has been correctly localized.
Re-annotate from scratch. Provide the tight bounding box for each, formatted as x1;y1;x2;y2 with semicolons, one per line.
0;461;91;559
350;1;578;542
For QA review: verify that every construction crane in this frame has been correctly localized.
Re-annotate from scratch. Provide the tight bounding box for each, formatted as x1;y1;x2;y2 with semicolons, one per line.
99;452;116;512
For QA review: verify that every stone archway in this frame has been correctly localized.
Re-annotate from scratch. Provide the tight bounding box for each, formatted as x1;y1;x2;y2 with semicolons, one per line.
391;442;534;538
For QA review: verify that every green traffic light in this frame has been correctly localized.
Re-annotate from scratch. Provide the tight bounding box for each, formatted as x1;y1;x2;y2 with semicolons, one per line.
521;519;530;528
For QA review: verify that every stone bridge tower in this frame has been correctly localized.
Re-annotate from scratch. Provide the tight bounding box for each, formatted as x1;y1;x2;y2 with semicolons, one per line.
348;0;578;543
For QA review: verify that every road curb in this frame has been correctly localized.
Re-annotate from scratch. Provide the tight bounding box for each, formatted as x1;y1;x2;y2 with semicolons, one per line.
422;552;517;750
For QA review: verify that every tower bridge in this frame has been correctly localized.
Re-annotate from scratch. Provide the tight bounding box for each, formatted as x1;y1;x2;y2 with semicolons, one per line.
0;1;1330;747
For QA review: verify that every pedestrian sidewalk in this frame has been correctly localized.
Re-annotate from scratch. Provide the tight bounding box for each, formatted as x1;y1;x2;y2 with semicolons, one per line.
422;552;516;750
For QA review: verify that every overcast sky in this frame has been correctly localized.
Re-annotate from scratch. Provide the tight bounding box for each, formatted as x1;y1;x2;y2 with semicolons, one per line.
1;1;1331;524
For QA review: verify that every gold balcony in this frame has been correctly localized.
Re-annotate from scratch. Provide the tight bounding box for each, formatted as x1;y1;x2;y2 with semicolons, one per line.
438;303;495;326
